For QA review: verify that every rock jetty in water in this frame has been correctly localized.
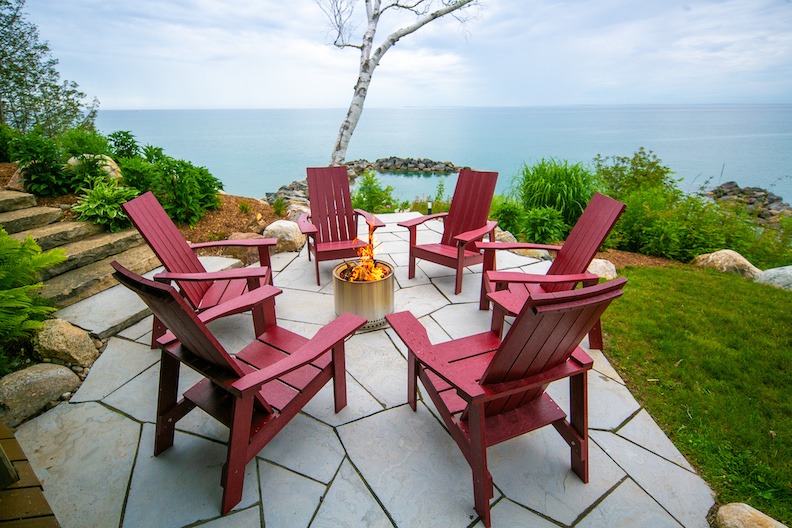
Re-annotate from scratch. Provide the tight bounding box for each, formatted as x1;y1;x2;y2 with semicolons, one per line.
707;181;790;225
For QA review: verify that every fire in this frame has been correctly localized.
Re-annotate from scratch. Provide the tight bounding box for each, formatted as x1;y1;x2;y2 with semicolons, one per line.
341;225;389;282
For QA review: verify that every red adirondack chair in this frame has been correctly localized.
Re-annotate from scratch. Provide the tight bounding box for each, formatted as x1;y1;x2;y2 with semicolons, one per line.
297;166;385;285
397;169;498;294
123;191;278;348
111;261;365;515
386;278;627;528
477;192;625;346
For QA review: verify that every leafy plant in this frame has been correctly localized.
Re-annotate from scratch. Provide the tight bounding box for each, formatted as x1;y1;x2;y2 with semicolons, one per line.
148;156;222;226
490;195;525;235
0;124;19;162
410;177;450;214
64;154;109;191
514;158;597;228
0;228;65;375
594;147;678;201
107;130;140;159
119;156;157;191
521;207;568;244
351;171;404;214
72;178;140;232
59;126;111;158
9;127;68;196
238;201;252;214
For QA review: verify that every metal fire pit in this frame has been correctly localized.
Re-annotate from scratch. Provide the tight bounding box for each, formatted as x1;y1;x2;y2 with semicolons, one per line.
333;261;394;331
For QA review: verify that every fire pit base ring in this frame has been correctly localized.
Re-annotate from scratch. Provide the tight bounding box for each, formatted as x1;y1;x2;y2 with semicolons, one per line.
333;261;395;332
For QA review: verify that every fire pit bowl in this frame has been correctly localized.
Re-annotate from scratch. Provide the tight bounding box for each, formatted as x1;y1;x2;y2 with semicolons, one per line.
333;261;394;331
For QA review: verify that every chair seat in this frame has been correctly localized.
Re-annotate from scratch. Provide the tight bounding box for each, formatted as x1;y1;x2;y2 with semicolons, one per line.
315;238;367;254
413;243;481;260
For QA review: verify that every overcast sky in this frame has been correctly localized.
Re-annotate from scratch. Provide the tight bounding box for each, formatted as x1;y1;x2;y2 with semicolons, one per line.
22;0;792;110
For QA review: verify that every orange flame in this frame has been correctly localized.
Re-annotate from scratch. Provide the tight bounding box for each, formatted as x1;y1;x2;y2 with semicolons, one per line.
342;225;389;282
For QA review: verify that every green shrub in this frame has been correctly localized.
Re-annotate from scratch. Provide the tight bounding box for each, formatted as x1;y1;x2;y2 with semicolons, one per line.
107;131;140;159
9;128;69;196
352;171;406;214
72;178;140;232
490;195;524;235
594;147;678;201
522;207;568;244
149;157;222;226
0;124;18;163
64;154;110;191
0;228;65;375
119;156;157;191
409;177;450;215
59;127;111;158
514;158;597;228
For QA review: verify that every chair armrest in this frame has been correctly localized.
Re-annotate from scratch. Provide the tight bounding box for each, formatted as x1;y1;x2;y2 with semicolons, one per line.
353;209;385;228
297;214;318;235
454;221;498;245
475;241;563;253
232;312;366;393
397;212;447;229
157;285;283;346
386;311;484;400
190;238;278;250
154;266;272;283
486;271;598;285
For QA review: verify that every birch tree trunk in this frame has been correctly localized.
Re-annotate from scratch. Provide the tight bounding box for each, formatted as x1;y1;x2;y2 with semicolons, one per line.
323;0;477;166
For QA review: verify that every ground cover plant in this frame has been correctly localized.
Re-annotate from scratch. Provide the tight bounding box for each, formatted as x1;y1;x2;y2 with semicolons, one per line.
602;265;792;524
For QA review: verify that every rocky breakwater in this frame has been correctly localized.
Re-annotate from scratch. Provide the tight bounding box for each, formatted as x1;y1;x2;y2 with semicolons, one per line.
707;181;791;225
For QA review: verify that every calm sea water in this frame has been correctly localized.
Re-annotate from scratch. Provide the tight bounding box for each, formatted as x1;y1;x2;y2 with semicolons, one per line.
95;105;792;203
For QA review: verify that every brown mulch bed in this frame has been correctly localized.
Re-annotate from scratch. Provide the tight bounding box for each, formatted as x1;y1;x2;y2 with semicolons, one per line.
595;248;680;270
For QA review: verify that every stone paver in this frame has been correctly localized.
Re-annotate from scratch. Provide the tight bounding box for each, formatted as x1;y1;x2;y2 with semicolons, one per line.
13;213;714;528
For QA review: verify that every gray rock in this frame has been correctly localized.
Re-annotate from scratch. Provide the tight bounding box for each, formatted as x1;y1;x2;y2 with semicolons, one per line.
262;220;306;253
34;318;99;367
65;154;122;180
225;232;272;265
754;266;792;291
0;363;81;426
716;502;788;528
691;249;761;278
286;202;310;223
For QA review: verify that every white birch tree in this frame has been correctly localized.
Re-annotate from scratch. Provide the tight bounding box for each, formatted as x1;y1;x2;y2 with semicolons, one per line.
317;0;478;165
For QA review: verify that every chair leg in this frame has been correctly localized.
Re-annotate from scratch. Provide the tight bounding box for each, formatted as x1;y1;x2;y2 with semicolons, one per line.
221;394;254;515
150;315;167;349
468;404;493;527
490;304;506;339
314;256;321;286
407;350;418;411
154;352;180;455
332;343;348;413
569;372;590;483
454;263;464;295
588;318;603;351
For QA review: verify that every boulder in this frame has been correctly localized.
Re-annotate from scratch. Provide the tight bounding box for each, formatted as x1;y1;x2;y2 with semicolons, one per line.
754;265;792;291
286;202;310;223
262;220;306;253
6;166;25;191
34;319;99;367
716;503;788;528
588;258;618;280
691;250;761;278
494;228;517;243
0;364;80;427
65;154;122;180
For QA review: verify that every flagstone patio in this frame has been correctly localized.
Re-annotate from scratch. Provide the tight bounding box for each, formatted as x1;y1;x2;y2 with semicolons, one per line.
14;212;715;527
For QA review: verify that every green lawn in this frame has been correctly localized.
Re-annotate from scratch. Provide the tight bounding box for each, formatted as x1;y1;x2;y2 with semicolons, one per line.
601;266;792;524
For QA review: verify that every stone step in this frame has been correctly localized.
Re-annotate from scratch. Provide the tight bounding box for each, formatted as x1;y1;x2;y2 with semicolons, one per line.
39;229;144;280
39;244;161;309
0;206;63;234
0;190;36;213
10;220;104;251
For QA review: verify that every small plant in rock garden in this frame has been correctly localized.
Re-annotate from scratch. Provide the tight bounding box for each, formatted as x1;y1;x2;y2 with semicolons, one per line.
271;197;287;217
72;178;140;232
238;201;252;214
0;228;65;376
9;127;68;196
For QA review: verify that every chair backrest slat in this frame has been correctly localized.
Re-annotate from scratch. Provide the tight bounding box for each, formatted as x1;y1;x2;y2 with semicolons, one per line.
545;193;625;292
306;167;357;244
111;262;244;376
122;192;210;307
440;169;498;246
480;278;626;416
